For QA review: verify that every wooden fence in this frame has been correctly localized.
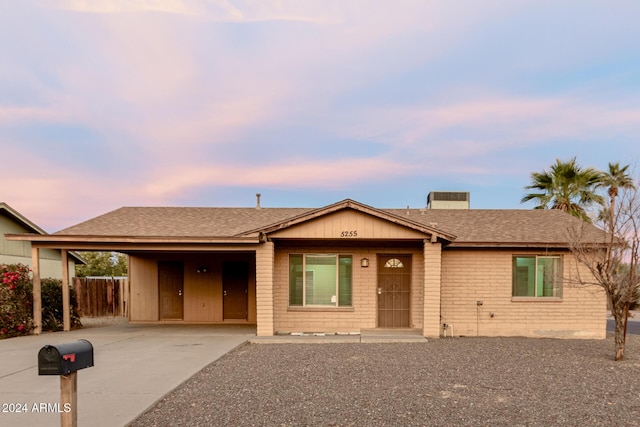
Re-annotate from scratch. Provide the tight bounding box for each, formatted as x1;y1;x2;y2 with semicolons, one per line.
73;277;129;317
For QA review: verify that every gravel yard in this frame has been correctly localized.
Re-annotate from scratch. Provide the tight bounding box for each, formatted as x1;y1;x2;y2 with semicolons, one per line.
131;335;640;427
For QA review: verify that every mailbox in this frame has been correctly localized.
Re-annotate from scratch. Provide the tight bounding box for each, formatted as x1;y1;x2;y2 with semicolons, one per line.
38;339;94;376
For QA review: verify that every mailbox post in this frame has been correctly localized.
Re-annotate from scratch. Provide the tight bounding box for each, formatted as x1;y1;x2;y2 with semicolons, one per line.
38;340;94;427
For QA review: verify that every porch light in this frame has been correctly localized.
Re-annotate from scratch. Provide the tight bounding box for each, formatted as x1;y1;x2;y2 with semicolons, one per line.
360;258;369;268
196;266;208;274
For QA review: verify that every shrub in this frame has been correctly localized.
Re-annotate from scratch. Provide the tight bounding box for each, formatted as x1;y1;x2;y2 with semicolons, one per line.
0;264;33;338
41;278;82;331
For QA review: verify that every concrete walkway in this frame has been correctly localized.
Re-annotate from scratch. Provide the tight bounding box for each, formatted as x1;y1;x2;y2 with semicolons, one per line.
250;328;428;344
0;320;254;427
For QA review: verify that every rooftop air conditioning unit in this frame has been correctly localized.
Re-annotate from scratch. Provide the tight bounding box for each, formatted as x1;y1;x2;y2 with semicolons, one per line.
427;191;470;209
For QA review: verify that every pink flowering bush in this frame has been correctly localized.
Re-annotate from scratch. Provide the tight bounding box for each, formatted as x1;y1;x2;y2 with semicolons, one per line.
0;264;33;338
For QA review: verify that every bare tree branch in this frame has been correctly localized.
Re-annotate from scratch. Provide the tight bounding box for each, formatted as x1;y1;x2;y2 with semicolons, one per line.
566;177;640;360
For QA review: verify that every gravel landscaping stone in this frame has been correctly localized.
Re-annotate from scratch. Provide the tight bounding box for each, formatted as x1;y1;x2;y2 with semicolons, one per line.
131;335;640;427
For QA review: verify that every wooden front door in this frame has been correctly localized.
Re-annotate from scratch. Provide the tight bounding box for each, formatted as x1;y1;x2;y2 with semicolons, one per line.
159;261;184;320
377;255;411;328
223;261;248;320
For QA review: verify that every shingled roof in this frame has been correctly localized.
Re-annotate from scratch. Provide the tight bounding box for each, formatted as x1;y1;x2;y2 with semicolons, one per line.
51;201;608;247
54;207;312;238
386;208;607;247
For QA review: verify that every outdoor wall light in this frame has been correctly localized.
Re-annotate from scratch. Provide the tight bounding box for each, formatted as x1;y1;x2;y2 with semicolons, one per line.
196;267;208;274
361;258;369;268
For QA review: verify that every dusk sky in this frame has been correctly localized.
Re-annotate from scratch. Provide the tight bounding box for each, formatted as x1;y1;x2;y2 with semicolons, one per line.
2;1;640;232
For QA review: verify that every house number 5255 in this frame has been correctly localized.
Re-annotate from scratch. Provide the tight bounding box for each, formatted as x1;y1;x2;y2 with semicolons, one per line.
340;230;358;237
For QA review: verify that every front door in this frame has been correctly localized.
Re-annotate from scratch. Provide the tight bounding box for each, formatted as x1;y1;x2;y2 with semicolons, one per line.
223;261;249;320
377;255;411;328
159;261;183;320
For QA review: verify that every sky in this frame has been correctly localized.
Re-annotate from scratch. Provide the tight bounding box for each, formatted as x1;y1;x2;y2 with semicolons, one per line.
1;1;640;232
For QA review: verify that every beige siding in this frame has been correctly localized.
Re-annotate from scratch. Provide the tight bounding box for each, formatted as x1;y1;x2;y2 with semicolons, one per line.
130;253;257;323
269;210;426;239
184;258;220;322
129;256;159;321
439;249;606;339
272;244;424;334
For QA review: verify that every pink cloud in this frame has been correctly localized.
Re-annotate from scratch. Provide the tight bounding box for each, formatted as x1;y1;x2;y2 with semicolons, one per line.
47;0;195;16
0;105;74;125
47;0;342;24
341;95;640;150
143;157;416;198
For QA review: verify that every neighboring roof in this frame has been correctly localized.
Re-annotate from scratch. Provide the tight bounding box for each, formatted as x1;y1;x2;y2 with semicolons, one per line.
1;202;86;263
43;199;608;248
1;202;47;234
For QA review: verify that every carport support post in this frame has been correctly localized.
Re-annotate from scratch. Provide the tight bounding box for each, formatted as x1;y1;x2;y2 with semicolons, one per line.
60;372;78;427
32;247;42;334
61;250;71;331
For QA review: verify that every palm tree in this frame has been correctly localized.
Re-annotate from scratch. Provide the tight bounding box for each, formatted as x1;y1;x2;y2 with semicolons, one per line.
597;162;635;236
521;157;603;223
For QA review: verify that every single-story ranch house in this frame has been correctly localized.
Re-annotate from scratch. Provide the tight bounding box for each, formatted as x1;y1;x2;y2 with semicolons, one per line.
6;193;608;338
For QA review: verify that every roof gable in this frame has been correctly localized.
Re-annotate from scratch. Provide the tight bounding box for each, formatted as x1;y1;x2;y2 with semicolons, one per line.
267;209;428;240
247;199;455;241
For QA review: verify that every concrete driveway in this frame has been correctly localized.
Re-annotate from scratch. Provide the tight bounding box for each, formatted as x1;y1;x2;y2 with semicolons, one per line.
0;320;254;427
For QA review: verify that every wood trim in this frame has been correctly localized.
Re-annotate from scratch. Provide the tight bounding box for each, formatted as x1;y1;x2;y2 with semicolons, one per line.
31;247;41;335
61;250;70;331
15;242;262;252
5;234;260;244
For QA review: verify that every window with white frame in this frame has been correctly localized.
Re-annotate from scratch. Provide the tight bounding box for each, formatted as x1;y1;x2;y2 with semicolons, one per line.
512;255;562;298
289;254;352;307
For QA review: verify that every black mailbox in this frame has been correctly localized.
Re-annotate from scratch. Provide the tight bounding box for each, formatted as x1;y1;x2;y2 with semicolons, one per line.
38;339;94;375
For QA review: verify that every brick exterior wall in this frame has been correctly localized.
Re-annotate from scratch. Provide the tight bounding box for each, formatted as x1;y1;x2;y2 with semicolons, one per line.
439;249;606;339
272;244;425;334
263;242;606;338
423;241;442;337
256;242;275;336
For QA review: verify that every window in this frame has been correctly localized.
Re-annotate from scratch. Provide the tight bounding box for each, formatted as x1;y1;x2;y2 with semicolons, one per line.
289;254;352;307
513;256;562;298
384;258;404;268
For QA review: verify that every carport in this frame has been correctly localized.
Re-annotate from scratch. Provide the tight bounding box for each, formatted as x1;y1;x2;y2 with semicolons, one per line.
4;233;262;334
